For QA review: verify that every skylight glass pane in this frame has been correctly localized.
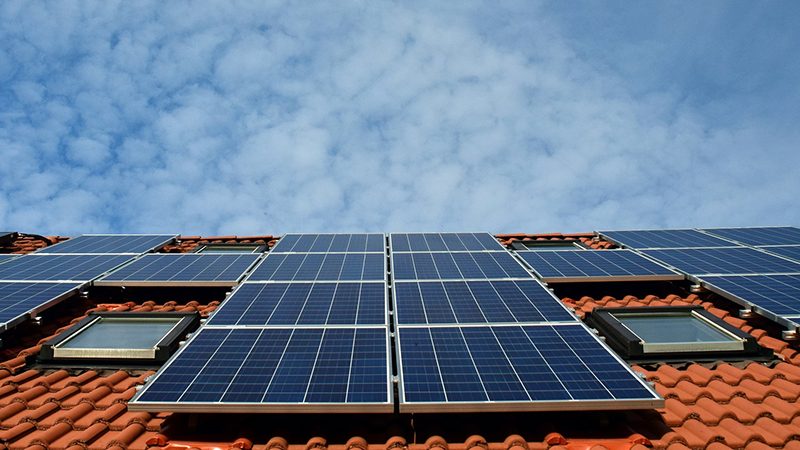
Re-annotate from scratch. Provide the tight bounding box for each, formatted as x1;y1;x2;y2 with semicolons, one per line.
61;317;181;350
613;313;734;344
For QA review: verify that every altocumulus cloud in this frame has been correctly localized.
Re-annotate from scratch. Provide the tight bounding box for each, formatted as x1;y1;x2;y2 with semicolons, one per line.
0;1;798;236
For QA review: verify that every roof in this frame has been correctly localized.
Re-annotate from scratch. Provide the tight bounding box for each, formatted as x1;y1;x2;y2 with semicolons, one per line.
1;232;799;450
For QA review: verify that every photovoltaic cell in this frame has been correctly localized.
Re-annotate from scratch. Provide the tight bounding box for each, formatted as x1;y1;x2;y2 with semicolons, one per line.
0;254;134;282
390;233;505;252
517;250;682;282
0;282;82;331
392;252;531;280
95;254;260;286
131;327;391;412
34;234;177;254
761;246;800;263
642;247;800;275
701;275;800;318
247;253;385;282
393;280;576;325
207;282;386;326
397;324;661;412
599;229;734;249
701;227;800;247
271;234;385;253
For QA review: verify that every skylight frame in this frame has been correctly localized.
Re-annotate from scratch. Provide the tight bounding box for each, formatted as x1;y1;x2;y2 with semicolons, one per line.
40;311;200;362
586;306;765;360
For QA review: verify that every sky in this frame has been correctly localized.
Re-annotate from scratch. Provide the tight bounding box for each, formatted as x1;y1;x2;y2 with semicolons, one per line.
1;1;798;236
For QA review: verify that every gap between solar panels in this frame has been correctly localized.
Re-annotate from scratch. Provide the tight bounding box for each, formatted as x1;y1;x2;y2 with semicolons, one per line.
131;233;663;413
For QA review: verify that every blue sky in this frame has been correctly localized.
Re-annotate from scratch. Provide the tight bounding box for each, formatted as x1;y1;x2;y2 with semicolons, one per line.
1;1;798;236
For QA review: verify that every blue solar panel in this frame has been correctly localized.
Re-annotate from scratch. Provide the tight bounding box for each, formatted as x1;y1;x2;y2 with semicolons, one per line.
761;246;800;263
392;252;531;280
701;227;800;247
207;282;386;326
397;324;660;412
642;247;800;275
34;234;177;254
0;255;19;265
271;234;385;253
702;275;800;318
599;229;734;249
96;254;260;286
390;233;505;252
393;280;576;325
0;254;134;281
247;253;385;282
517;250;682;282
0;282;82;331
131;327;391;412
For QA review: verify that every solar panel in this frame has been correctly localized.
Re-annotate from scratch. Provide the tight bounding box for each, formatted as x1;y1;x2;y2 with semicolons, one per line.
247;253;385;282
517;250;683;282
393;280;576;325
129;327;392;412
396;324;661;412
390;233;505;252
760;246;800;263
701;275;800;321
207;282;387;326
392;252;532;280
34;234;177;254
701;227;800;247
271;234;385;253
0;254;135;282
642;247;800;275
0;255;20;265
95;254;260;287
0;282;82;331
599;229;734;249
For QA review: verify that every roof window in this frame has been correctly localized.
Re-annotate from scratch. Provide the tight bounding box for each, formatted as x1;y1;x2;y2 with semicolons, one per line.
586;306;768;361
40;311;200;363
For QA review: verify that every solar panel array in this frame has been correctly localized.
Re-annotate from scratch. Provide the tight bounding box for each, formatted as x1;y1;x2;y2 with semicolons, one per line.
206;282;386;326
34;234;177;254
0;234;180;335
391;233;506;252
641;248;800;276
599;229;734;249
131;233;392;412
95;254;261;286
700;227;800;247
0;282;82;331
397;324;660;410
248;253;385;282
761;246;800;263
390;232;661;412
517;250;682;282
0;254;135;282
393;280;576;325
392;251;531;280
131;231;662;413
702;275;800;319
271;233;385;253
599;227;800;332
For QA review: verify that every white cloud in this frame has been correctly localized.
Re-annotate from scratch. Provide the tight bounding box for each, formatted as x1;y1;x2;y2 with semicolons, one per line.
0;1;797;236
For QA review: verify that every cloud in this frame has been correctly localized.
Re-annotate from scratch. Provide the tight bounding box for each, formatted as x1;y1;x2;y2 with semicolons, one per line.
0;1;798;237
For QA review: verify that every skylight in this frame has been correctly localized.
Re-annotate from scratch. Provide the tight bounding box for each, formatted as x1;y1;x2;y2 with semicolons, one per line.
587;306;767;360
